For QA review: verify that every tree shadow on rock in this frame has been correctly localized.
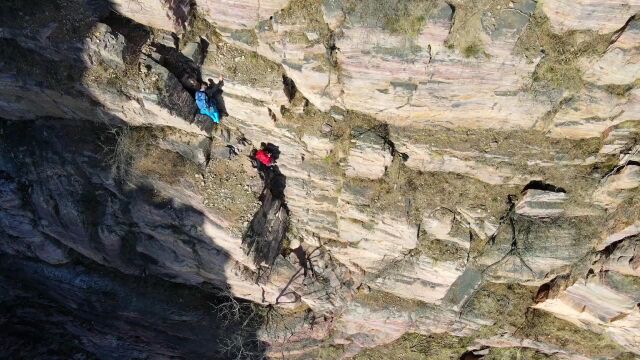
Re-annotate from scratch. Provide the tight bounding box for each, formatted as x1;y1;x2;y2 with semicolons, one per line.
243;160;289;268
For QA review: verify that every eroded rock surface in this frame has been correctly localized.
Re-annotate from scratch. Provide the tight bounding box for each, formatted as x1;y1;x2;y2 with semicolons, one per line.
542;0;640;33
582;19;640;85
112;0;191;33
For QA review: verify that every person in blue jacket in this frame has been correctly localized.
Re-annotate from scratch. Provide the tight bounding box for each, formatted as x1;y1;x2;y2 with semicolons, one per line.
195;75;224;123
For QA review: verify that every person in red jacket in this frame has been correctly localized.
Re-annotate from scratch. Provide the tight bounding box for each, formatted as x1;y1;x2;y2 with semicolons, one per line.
255;143;273;168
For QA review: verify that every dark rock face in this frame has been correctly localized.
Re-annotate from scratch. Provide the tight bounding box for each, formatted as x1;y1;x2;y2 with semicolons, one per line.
0;256;264;359
0;1;270;356
0;120;265;359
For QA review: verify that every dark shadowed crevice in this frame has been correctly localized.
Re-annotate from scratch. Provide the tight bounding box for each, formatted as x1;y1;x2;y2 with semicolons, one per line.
522;180;567;193
243;159;289;267
101;12;152;66
153;42;203;94
282;74;297;102
534;273;570;303
598;233;640;261
459;349;484;360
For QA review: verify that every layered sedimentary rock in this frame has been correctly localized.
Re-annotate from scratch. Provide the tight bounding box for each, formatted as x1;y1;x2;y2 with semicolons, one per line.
112;0;191;33
199;0;291;30
535;280;640;354
332;194;418;272
582;20;640;85
335;301;479;357
594;164;640;210
541;0;640;33
344;131;392;179
515;189;568;218
549;87;640;139
368;255;464;305
333;0;551;130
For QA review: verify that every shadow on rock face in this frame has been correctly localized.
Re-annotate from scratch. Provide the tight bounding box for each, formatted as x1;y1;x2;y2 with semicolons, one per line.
0;256;266;359
0;1;268;358
243;163;289;267
0;116;267;360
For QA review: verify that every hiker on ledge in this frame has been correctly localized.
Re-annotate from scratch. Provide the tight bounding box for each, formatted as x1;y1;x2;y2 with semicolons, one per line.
195;75;224;123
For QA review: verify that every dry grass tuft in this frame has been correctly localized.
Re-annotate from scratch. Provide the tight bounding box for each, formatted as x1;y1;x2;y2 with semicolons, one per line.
518;309;628;358
515;11;613;93
344;0;437;38
354;332;472;360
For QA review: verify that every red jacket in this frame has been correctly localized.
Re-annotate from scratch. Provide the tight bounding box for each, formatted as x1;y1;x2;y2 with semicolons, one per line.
255;149;273;166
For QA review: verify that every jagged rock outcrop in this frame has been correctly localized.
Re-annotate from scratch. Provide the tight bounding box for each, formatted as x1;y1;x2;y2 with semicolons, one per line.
112;0;191;33
549;87;640;139
0;120;294;303
542;0;640;33
515;189;568;218
534;278;640;354
344;130;393;179
582;19;640;85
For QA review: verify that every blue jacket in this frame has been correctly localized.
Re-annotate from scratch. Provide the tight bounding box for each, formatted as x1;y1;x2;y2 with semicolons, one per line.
195;91;211;112
195;91;219;123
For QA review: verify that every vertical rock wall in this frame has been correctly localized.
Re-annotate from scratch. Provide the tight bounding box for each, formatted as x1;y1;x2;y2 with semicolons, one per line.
1;0;639;358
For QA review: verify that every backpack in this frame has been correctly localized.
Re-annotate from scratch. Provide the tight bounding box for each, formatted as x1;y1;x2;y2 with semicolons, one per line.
195;91;209;111
255;150;272;166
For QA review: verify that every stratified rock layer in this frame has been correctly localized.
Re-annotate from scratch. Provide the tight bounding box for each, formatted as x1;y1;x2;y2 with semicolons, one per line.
1;0;640;358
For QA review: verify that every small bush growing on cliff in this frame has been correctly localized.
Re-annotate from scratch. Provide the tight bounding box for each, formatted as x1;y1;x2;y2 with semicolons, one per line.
384;13;427;38
213;290;317;360
211;290;267;359
515;12;612;93
180;10;218;45
344;0;436;38
107;125;135;180
462;42;486;58
105;126;195;184
354;332;472;360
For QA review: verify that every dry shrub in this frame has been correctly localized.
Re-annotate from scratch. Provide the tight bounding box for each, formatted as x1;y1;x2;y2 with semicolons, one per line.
107;126;195;184
344;0;437;38
518;309;628;358
354;332;471;360
515;11;612;93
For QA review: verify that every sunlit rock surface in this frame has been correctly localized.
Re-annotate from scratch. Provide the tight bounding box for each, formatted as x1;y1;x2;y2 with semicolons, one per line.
541;0;640;33
582;20;640;85
200;0;291;30
112;0;191;33
515;189;567;218
344;131;392;179
535;280;640;354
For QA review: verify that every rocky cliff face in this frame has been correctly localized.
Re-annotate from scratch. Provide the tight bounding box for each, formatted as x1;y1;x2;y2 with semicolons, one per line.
1;0;639;359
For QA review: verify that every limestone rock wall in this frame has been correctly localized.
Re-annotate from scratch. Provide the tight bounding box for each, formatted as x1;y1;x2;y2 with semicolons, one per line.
1;0;640;358
112;0;191;33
